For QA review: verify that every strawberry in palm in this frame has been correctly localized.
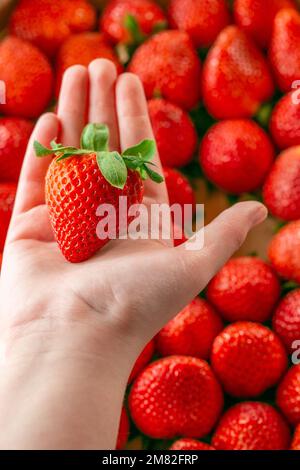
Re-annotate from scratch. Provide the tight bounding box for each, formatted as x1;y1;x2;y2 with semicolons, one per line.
35;124;163;263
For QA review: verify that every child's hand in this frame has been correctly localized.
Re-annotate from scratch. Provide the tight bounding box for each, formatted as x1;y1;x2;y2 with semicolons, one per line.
0;59;267;449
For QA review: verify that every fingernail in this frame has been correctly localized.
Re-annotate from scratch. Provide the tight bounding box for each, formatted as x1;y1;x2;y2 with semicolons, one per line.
251;203;268;225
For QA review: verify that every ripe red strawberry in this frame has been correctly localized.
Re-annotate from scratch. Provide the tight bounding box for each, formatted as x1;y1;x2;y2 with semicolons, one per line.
128;30;202;110
273;289;300;353
202;26;274;119
116;406;129;450
268;221;300;283
291;424;300;450
0;118;33;183
270;9;300;92
263;147;300;221
207;257;281;323
156;298;223;360
101;0;166;45
0;183;17;252
170;439;215;450
0;36;53;119
270;92;300;149
277;365;300;426
148;99;197;168
212;402;290;450
128;356;224;439
211;322;287;397
168;0;230;48
128;340;155;383
55;33;122;97
35;124;163;263
234;0;297;49
163;168;195;214
9;0;96;57
199;120;275;194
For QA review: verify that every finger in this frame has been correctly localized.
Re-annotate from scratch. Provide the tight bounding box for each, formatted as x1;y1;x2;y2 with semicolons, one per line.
57;65;88;147
88;59;120;151
12;113;59;217
116;73;168;203
179;201;268;288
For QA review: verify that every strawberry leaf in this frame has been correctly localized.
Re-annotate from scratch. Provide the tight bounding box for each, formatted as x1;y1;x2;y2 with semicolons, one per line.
96;151;128;189
152;21;168;34
123;140;156;162
144;165;164;183
124;14;145;44
34;141;57;157
81;124;109;152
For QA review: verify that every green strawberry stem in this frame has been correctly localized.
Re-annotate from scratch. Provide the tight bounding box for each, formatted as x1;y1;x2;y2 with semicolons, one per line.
255;102;273;128
124;14;145;45
34;123;164;190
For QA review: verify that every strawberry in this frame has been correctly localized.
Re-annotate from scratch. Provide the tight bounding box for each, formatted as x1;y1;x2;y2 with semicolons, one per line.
211;322;287;397
0;183;17;252
34;124;163;263
202;26;274;119
148;99;198;169
234;0;297;49
0;118;34;183
168;0;230;48
291;424;300;450
170;439;215;450
270;9;300;92
163;168;195;214
101;0;166;45
9;0;96;57
156;297;223;360
273;289;300;353
199;120;275;194
0;36;53;119
128;356;224;439
268;221;300;283
277;365;300;426
212;402;290;450
270;92;300;150
263;147;300;221
128;30;202;110
116;406;130;450
55;33;122;97
207;257;281;323
128;340;155;383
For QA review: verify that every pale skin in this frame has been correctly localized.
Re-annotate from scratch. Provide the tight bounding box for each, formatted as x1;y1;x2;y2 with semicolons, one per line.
0;59;268;450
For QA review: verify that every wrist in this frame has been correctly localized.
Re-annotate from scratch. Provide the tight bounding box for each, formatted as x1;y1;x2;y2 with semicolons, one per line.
0;308;139;449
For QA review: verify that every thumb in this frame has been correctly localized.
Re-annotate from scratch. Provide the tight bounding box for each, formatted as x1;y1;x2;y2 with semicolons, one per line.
165;201;268;317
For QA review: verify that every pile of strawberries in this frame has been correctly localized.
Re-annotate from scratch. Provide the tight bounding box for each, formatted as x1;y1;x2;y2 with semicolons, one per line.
1;0;300;450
